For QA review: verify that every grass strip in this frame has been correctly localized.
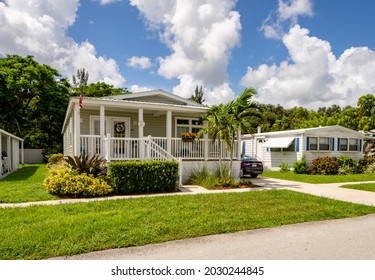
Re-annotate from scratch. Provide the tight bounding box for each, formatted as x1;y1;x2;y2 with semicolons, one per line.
262;171;375;184
1;190;374;259
341;183;375;192
0;164;57;203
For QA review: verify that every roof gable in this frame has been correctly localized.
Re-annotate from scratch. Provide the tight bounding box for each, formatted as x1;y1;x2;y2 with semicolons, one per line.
243;125;364;139
106;89;207;108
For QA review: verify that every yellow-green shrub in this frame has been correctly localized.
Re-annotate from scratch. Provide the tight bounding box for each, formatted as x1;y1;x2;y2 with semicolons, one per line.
44;168;113;197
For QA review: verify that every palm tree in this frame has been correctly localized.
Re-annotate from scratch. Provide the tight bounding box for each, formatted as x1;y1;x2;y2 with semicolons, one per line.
197;88;262;178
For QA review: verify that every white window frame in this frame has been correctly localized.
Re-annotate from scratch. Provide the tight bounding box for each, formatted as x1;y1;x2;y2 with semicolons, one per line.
309;137;331;151
90;116;131;138
175;117;203;138
339;138;360;152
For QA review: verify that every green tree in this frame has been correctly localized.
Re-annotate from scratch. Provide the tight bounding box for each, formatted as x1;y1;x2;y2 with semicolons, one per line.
83;82;130;97
197;88;261;178
188;85;205;104
357;94;375;131
0;55;70;152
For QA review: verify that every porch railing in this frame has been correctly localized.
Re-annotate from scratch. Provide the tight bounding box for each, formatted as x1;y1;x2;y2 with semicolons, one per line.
79;135;238;161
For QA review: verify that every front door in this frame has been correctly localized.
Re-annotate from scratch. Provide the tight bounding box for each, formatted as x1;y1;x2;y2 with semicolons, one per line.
111;118;131;158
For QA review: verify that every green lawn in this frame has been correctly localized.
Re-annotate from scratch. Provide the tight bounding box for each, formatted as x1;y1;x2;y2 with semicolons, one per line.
0;164;57;203
341;183;375;192
1;190;375;259
262;171;375;184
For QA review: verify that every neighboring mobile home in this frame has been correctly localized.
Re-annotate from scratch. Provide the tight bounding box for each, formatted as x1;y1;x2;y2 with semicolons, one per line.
61;90;242;182
242;125;366;170
0;129;24;178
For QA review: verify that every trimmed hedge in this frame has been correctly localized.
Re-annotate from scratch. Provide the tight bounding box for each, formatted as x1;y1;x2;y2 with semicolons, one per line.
108;160;179;195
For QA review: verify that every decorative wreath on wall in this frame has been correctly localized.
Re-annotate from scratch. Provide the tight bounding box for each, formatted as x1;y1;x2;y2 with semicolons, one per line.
114;122;126;133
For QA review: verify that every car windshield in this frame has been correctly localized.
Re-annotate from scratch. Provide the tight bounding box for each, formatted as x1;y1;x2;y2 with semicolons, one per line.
241;155;256;160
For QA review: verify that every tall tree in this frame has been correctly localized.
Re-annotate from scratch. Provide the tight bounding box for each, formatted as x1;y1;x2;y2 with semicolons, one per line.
197;88;261;178
188;85;205;104
0;55;70;152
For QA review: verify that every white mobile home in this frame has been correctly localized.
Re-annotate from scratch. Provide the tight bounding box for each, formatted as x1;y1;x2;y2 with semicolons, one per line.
242;125;365;170
0;129;24;178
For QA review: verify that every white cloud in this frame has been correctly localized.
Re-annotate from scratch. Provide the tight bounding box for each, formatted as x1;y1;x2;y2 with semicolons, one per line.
241;25;375;109
97;0;123;5
0;0;125;87
127;56;152;69
261;0;313;39
130;84;153;92
130;0;241;105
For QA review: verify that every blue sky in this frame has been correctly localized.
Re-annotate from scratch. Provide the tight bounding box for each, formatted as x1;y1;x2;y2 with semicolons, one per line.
1;0;375;109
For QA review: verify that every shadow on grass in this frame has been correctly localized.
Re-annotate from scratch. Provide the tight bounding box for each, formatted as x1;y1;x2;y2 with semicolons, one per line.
0;166;39;182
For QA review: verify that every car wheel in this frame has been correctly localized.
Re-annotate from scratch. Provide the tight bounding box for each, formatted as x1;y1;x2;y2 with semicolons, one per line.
250;174;258;178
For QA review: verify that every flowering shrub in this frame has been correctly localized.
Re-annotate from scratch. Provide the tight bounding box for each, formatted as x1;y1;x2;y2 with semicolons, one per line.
44;168;113;197
311;157;339;175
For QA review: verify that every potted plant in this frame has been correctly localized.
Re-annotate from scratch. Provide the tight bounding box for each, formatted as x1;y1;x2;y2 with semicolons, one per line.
181;132;197;142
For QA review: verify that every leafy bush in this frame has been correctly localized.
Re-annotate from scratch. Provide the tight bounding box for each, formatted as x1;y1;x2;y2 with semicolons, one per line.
108;160;179;194
358;157;375;173
365;163;375;174
311;157;339;175
48;153;64;165
65;154;106;177
279;162;290;173
44;168;113;197
294;156;307;174
188;167;219;189
336;155;356;168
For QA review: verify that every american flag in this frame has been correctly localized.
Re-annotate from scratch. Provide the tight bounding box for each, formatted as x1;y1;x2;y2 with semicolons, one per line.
79;93;83;109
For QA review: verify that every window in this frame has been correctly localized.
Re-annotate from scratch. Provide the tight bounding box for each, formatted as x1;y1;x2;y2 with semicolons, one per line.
339;138;361;151
176;118;203;137
319;137;330;151
349;138;359;151
309;137;318;151
339;138;348;151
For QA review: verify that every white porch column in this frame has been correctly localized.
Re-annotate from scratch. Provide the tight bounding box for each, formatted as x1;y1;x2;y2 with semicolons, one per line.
138;108;145;159
237;128;242;159
7;136;11;171
100;105;105;155
73;104;81;156
138;108;144;138
21;141;24;167
166;110;172;154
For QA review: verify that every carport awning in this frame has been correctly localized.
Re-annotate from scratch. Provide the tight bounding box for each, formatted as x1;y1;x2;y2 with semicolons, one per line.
263;137;295;148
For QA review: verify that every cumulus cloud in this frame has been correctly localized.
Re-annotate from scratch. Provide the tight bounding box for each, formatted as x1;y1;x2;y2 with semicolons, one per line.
97;0;123;5
0;0;125;87
130;0;241;105
241;25;375;109
127;56;152;69
261;0;313;39
130;84;153;92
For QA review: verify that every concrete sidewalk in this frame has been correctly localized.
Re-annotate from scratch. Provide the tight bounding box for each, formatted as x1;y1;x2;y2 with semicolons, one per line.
252;177;375;206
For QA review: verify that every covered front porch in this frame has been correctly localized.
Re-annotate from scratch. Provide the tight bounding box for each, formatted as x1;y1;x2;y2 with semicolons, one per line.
80;135;240;162
63;95;242;162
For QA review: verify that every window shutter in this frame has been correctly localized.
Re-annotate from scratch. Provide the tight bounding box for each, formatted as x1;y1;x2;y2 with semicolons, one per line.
331;137;335;151
295;137;300;152
360;139;363;152
266;147;270;153
242;141;246;155
306;136;310;151
338;138;340;151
